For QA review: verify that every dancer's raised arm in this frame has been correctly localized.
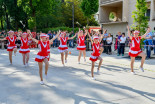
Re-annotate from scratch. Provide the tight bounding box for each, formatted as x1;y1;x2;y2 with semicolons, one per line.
68;33;77;40
141;27;151;39
88;32;93;45
30;35;39;44
127;25;132;40
49;30;60;44
99;29;106;43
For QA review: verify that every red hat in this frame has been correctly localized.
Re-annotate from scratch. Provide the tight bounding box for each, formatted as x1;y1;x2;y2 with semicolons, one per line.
60;32;66;37
22;32;28;35
93;36;99;40
8;30;14;33
134;30;140;34
40;33;47;38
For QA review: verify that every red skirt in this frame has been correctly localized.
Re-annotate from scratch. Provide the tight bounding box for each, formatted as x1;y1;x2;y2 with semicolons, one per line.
58;47;68;53
19;48;30;54
77;45;86;50
7;46;17;51
89;55;100;62
129;49;142;57
35;54;49;62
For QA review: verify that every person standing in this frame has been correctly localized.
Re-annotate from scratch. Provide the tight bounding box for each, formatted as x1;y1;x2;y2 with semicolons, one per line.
152;27;155;55
145;31;153;59
119;33;126;56
106;33;112;55
69;31;74;48
103;30;108;53
47;31;52;39
52;31;58;47
117;32;122;56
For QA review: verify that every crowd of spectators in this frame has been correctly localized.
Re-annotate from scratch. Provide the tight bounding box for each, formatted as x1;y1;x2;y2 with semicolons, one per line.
0;28;155;59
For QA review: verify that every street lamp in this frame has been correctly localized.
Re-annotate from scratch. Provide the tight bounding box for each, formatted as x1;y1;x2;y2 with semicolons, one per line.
67;1;74;34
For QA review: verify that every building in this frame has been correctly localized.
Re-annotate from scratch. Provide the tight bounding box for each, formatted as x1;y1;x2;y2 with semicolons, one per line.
94;11;99;22
99;0;155;36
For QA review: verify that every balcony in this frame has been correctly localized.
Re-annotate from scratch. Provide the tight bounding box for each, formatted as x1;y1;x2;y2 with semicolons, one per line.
100;0;123;6
99;1;123;23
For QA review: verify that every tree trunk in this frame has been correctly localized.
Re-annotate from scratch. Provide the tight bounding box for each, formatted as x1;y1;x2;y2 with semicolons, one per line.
4;4;10;30
14;0;18;30
30;0;36;32
32;10;36;32
1;19;4;30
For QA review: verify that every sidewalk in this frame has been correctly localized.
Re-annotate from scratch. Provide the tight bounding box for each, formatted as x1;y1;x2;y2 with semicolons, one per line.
0;48;154;104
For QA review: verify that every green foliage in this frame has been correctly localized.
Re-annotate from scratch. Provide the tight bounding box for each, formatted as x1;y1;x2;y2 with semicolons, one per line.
132;0;148;35
81;0;99;17
109;12;115;21
37;27;80;33
0;0;99;31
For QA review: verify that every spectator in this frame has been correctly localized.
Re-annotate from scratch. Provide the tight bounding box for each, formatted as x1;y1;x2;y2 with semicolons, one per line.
52;31;58;47
114;35;118;51
36;33;40;40
69;31;74;48
106;33;112;55
152;27;155;55
117;32;122;56
119;33;126;56
103;30;108;53
47;31;52;39
145;31;153;59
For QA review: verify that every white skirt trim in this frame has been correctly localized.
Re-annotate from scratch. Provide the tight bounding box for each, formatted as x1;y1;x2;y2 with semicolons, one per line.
59;45;67;48
7;46;17;49
58;49;68;53
19;48;30;51
36;55;49;59
77;46;86;48
90;55;99;59
129;50;141;54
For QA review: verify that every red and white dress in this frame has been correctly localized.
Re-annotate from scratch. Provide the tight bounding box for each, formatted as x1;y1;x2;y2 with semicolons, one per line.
19;37;30;53
58;37;68;53
129;37;142;57
47;41;50;53
35;41;49;62
6;36;17;51
77;36;86;50
89;42;100;62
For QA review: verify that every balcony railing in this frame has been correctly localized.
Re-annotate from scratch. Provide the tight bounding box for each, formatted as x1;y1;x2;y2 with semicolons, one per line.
100;0;122;5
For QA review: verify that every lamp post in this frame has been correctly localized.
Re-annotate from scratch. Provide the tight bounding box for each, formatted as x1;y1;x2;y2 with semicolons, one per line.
67;1;74;34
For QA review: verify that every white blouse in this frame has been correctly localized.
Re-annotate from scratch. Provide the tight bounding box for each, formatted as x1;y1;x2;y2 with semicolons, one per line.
107;37;112;44
120;37;126;43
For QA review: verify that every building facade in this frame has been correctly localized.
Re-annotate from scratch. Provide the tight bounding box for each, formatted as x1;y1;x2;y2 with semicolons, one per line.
99;0;155;36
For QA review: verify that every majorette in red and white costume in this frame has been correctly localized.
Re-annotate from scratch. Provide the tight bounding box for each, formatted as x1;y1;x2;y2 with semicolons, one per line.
46;35;50;53
89;37;100;62
129;31;142;57
58;32;68;53
19;33;30;54
77;35;86;50
35;34;49;62
6;31;17;51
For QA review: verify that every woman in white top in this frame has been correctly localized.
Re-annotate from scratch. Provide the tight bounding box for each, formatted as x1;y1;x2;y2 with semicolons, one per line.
106;33;112;55
119;33;126;56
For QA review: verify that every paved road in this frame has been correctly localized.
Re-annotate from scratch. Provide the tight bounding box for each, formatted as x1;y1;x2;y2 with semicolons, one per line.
0;48;155;104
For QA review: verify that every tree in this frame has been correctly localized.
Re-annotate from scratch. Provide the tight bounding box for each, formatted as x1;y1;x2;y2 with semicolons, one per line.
132;0;148;35
81;0;99;25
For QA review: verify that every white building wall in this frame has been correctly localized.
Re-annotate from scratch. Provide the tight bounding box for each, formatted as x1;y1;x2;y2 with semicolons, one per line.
99;0;155;36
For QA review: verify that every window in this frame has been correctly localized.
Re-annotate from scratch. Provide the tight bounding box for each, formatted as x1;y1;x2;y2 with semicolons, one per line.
146;2;151;21
146;9;151;20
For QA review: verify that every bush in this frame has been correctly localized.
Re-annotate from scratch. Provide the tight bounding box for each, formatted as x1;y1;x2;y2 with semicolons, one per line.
37;27;81;33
